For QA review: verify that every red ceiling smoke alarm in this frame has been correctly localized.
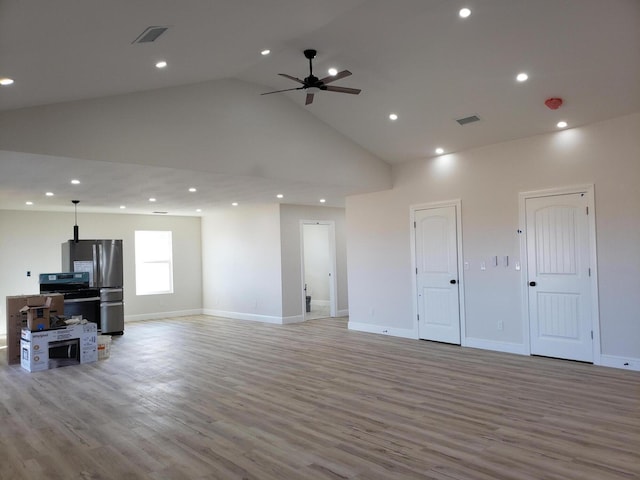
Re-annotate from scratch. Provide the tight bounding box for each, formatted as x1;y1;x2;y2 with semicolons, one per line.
544;97;563;110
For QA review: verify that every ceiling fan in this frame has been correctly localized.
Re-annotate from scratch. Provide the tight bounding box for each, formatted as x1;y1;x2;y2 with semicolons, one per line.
261;49;361;105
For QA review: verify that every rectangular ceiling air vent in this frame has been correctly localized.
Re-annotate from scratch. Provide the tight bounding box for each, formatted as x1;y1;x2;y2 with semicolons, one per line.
152;211;168;215
133;26;169;44
456;115;481;126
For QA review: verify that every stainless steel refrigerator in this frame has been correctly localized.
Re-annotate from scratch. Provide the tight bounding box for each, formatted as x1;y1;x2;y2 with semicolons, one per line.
62;239;124;334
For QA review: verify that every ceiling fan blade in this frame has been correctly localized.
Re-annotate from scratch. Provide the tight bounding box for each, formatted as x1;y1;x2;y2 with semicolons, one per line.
324;85;362;95
278;73;305;84
261;87;304;95
305;93;315;105
319;70;352;85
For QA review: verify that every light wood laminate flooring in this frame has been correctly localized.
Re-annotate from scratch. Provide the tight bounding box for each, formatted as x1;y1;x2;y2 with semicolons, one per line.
1;315;638;479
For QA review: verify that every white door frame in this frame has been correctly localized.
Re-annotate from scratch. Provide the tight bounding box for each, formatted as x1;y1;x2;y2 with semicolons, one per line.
410;200;466;344
518;184;601;364
299;220;338;319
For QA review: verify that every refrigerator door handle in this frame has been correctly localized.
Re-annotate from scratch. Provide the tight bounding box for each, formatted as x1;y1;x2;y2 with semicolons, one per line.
98;242;104;287
92;244;98;288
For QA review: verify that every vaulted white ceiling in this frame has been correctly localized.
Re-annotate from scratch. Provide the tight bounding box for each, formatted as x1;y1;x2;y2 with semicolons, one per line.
1;0;639;215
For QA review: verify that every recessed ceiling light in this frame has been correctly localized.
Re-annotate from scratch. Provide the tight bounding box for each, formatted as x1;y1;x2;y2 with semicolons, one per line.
0;78;14;86
459;8;471;18
328;68;338;76
276;194;284;199
557;121;568;128
71;179;80;185
196;208;202;212
389;113;398;121
149;198;156;202
25;201;33;206
232;202;238;206
155;61;167;69
261;49;271;56
319;198;326;204
188;187;197;192
435;148;445;155
120;205;126;209
516;72;528;82
45;192;54;197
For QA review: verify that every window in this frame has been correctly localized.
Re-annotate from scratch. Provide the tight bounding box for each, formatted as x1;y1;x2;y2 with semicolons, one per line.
134;230;174;295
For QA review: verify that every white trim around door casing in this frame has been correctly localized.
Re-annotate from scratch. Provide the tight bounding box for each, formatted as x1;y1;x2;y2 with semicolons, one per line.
410;200;466;345
299;220;338;320
518;184;601;365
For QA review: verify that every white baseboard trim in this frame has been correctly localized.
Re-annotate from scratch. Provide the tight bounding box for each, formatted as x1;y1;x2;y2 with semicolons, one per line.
125;309;203;322
348;321;417;339
463;337;528;356
202;309;284;325
336;309;349;317
599;354;640;371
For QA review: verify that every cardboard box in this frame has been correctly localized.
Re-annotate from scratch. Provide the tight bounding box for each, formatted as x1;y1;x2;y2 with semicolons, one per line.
20;296;52;331
20;323;98;372
6;294;64;364
26;295;47;307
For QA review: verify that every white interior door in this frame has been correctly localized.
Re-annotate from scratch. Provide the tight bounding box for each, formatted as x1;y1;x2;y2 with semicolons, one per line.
415;206;461;344
525;193;594;362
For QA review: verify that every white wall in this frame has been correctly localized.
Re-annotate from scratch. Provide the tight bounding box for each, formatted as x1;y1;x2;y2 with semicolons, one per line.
200;204;347;324
0;79;390;194
303;224;331;304
280;205;348;318
0;210;202;333
201;204;283;322
346;113;640;362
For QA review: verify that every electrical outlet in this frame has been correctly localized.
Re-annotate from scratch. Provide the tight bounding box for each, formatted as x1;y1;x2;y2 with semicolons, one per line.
497;321;504;331
480;261;486;271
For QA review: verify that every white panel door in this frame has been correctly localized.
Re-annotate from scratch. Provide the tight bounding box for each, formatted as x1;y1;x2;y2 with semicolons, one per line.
415;206;461;344
526;193;593;362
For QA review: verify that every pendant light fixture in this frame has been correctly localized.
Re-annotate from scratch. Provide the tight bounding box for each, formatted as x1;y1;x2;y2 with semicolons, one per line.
72;200;80;243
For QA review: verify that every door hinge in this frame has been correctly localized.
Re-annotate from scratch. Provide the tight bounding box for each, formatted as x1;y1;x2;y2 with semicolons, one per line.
586;206;589;215
417;314;420;321
414;221;416;228
591;330;593;339
588;267;591;277
416;267;418;275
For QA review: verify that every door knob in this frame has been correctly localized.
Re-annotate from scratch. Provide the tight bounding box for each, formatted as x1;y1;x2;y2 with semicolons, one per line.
450;279;457;284
529;281;536;287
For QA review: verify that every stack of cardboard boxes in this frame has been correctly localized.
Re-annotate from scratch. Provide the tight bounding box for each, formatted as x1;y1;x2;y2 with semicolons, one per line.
6;294;64;365
5;294;98;372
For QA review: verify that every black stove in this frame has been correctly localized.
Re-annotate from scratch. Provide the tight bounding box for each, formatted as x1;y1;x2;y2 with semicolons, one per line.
39;272;100;327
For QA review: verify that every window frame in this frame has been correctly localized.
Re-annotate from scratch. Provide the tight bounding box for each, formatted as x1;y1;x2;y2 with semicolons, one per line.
134;230;174;296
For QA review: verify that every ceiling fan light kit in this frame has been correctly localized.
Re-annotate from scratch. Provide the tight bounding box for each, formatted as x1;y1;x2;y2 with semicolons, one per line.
261;49;361;105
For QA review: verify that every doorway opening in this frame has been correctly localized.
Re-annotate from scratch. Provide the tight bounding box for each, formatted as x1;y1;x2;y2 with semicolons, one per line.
300;221;337;320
